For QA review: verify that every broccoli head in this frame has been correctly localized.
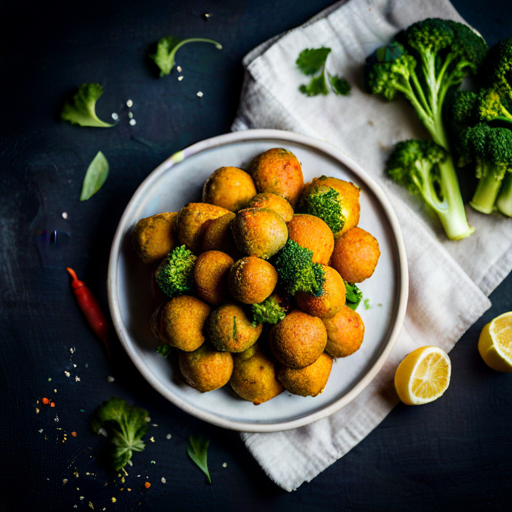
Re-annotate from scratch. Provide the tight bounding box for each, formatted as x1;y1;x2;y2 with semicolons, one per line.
155;245;197;298
478;85;512;125
91;397;149;471
297;185;344;234
61;83;115;128
485;36;512;90
251;295;287;327
458;123;512;213
274;240;325;297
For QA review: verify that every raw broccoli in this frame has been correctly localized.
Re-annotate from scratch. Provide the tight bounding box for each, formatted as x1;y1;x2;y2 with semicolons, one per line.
365;18;488;239
458;123;512;213
251;295;286;326
151;36;222;77
155;245;197;298
298;186;344;234
91;397;149;471
478;85;512;125
61;83;115;128
385;139;474;238
274;240;325;297
448;90;479;127
345;282;363;311
485;36;512;91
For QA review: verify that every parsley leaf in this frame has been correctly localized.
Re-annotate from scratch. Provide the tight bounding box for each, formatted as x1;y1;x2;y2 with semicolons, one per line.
157;344;173;357
329;74;351;95
296;47;331;75
187;435;211;484
299;74;329;97
80;151;109;201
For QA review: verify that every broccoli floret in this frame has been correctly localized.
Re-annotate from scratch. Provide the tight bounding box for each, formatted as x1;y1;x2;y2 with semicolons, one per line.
345;282;363;311
298;186;344;234
91;397;149;471
458;123;512;213
485;36;512;90
448;90;480;127
251;295;287;326
386;140;474;239
61;83;115;128
478;85;512;125
150;36;222;77
274;240;325;296
155;245;197;298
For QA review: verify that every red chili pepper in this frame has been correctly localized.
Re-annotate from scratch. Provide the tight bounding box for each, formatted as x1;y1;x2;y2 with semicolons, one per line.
66;267;110;358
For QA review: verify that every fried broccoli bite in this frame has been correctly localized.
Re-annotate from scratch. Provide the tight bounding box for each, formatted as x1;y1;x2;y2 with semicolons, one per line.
151;296;210;352
287;214;334;265
232;207;288;259
155;245;197;298
179;343;234;393
248;193;294;223
295;265;346;319
228;256;278;304
300;176;360;238
132;212;178;264
230;343;284;405
331;227;380;283
278;352;333;397
176;203;230;253
201;212;241;258
323;305;365;358
269;310;327;368
207;303;263;353
202;166;257;212
249;148;304;206
193;250;234;306
251;293;287;327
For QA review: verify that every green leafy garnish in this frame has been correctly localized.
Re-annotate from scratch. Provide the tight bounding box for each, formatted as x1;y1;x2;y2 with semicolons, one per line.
251;295;286;326
151;36;222;77
364;298;371;310
91;397;150;471
157;344;172;358
61;83;115;128
80;151;109;201
298;186;344;234
155;245;197;298
296;47;350;97
187;435;211;484
345;282;363;311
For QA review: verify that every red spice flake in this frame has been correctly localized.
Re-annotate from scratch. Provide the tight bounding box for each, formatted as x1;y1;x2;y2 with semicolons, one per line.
144;482;151;489
50;402;56;408
42;397;50;405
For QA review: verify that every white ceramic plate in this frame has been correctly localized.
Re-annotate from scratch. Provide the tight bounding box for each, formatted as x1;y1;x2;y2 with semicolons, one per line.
108;129;408;433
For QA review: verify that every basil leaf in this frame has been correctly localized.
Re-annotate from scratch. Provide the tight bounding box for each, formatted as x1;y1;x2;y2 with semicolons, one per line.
80;151;109;201
187;435;211;484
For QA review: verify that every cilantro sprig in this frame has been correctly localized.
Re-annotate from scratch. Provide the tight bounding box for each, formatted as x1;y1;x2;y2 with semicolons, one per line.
296;47;351;97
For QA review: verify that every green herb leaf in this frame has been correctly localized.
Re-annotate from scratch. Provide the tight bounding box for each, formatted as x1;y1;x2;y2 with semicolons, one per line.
157;344;173;358
296;47;331;75
187;435;211;484
151;36;222;77
364;298;371;310
329;74;351;95
299;74;329;97
345;282;363;311
80;151;109;201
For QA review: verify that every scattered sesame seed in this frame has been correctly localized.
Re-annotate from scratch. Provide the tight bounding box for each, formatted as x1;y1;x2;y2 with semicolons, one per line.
150;437;155;443
112;112;119;121
35;408;40;414
107;376;115;383
75;376;80;382
161;477;166;484
177;66;182;72
128;112;134;119
98;428;108;437
197;91;203;97
48;378;52;382
136;475;141;478
54;389;57;393
70;347;76;354
126;99;133;108
150;461;155;464
38;429;43;433
152;424;158;427
65;371;70;377
166;434;172;440
129;119;137;126
222;463;227;468
80;496;84;501
54;415;59;422
178;76;184;81
144;482;151;489
74;364;77;368
204;13;211;18
63;479;68;484
62;212;68;219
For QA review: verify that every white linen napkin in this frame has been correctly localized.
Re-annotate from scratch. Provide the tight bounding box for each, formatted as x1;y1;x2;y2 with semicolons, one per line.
232;0;512;492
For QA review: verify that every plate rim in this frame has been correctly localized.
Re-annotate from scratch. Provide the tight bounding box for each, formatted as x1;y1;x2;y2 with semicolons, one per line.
107;128;409;433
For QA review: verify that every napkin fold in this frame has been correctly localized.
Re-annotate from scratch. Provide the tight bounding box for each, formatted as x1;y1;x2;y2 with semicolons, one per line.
232;0;512;492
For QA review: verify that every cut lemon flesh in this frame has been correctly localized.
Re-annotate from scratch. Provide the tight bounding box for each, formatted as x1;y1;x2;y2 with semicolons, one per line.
478;311;512;373
394;346;451;405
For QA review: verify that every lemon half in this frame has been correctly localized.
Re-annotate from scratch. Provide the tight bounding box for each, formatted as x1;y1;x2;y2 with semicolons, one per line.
478;311;512;373
394;346;451;405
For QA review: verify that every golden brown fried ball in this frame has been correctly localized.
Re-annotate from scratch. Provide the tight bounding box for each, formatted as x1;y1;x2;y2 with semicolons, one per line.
228;256;278;305
152;296;210;352
269;311;327;368
330;227;380;283
295;265;346;319
287;214;334;265
302;177;360;238
132;212;178;264
248;193;294;223
278;352;333;397
179;343;234;392
323;305;365;358
232;208;288;259
230;343;284;405
201;212;240;259
176;203;230;253
202;167;257;212
207;303;263;353
194;251;234;306
249;148;304;207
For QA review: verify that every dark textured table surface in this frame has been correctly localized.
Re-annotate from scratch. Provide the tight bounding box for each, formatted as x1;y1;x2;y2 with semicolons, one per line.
1;1;511;511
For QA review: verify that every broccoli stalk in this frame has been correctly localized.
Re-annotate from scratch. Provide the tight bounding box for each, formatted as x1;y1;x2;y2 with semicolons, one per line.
91;397;150;471
365;18;488;239
251;295;287;326
155;245;197;298
496;173;512;216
